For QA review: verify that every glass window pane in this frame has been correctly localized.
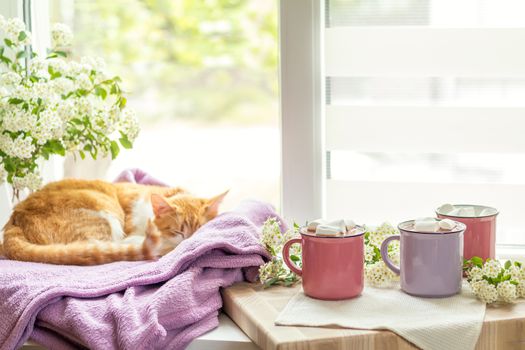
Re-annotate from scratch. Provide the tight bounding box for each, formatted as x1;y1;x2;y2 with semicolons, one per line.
49;0;280;210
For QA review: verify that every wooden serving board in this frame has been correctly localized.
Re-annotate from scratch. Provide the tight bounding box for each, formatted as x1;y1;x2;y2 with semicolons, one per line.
222;282;525;350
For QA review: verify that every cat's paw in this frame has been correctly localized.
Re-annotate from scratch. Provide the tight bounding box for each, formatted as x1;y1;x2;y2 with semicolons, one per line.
143;219;162;259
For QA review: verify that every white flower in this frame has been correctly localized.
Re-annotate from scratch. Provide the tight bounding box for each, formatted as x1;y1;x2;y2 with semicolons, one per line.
365;261;397;287
259;259;285;284
0;71;22;86
75;73;92;91
11;134;35;159
51;23;73;48
467;266;483;282
63;138;80;152
119;108;140;142
2;107;37;133
75;98;93;116
29;58;49;78
52;77;75;95
473;280;498;304
31;81;55;102
56;100;77;121
0;168;6;184
3;18;26;44
80;56;106;72
365;245;375;263
33;109;63;144
12;171;42;191
48;58;68;75
0;134;35;159
497;281;518;303
0;134;13;155
482;259;502;279
517;281;525;298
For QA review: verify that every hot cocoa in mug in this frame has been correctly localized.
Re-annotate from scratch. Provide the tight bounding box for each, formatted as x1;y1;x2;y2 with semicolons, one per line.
282;226;365;300
381;218;466;298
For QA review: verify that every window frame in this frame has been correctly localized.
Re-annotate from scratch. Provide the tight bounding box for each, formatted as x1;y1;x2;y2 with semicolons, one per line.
279;0;324;225
278;0;525;258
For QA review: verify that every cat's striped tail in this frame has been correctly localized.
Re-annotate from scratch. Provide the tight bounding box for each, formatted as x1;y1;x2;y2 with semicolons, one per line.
2;221;162;265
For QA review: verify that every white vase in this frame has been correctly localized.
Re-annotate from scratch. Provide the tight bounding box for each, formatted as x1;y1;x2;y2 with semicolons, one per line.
0;183;13;242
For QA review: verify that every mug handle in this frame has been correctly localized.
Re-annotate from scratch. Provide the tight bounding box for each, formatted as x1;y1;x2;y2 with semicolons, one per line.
282;238;302;276
380;235;401;275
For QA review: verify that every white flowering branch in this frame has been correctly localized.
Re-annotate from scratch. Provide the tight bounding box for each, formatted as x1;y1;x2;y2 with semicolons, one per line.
258;218;301;288
364;223;400;287
464;257;525;304
0;17;139;195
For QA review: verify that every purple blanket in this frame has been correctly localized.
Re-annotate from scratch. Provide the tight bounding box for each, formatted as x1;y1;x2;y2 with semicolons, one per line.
0;169;275;350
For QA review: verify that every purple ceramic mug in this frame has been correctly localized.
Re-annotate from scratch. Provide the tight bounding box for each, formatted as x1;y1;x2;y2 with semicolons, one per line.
380;219;466;298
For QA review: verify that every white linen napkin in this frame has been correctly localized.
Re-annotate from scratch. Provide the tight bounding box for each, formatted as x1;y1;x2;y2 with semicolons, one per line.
275;282;485;350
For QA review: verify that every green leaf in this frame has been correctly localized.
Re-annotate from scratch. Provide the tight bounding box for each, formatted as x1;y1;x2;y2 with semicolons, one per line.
510;280;519;286
505;260;512;269
17;31;27;42
54;50;67;57
4;38;13;47
263;277;279;288
16;51;25;59
0;56;11;65
119;136;132;149
78;150;86;160
515;261;522;268
470;256;483;268
110;140;120;159
47;140;65;156
4;158;15;172
293;222;300;231
8;98;24;105
95;87;107;100
290;255;300;262
118;97;127;109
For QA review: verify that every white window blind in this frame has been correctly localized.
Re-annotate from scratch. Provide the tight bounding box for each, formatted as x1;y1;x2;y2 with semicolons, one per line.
323;0;525;246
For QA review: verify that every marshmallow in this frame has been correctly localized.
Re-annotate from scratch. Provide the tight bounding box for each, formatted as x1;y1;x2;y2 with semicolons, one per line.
439;203;455;214
307;219;327;232
479;208;495;216
414;219;439;232
439;219;456;230
327;219;347;233
345;219;356;230
316;224;343;236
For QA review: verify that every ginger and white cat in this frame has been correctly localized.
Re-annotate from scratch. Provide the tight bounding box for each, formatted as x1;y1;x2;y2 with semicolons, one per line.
1;179;227;265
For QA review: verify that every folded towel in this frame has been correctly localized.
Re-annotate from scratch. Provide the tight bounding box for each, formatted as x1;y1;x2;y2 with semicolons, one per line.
0;169;276;350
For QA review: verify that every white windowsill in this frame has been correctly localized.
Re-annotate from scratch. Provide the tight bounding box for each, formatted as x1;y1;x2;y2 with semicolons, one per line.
23;313;256;350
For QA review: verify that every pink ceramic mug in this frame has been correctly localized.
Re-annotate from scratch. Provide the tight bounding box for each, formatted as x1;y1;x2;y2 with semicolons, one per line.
436;204;498;261
282;226;365;300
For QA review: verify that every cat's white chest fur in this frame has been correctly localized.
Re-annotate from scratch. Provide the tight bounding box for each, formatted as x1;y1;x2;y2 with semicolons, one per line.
130;196;155;236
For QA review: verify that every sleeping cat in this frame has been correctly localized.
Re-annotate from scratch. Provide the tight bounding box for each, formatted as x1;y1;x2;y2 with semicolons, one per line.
1;179;227;265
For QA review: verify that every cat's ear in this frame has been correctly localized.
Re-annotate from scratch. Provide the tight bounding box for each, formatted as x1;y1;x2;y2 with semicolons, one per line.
151;194;173;216
205;190;228;217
